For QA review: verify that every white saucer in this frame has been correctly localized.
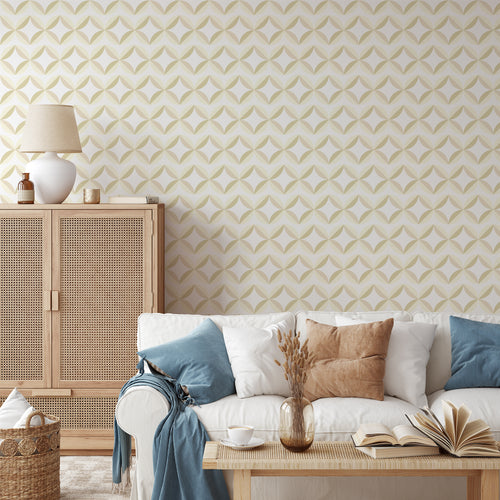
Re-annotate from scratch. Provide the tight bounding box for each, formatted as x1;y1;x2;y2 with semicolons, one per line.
220;437;265;450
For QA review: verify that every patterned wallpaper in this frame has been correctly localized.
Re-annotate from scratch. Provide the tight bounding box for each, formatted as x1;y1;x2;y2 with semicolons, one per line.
0;1;499;314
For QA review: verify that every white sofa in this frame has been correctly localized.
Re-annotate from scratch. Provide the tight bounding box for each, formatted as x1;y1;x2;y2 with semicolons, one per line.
115;311;500;500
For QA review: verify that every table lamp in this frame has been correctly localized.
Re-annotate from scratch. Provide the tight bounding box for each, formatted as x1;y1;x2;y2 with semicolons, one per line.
20;104;82;204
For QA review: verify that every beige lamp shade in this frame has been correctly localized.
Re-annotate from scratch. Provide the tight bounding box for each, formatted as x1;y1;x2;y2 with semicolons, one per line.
20;104;82;153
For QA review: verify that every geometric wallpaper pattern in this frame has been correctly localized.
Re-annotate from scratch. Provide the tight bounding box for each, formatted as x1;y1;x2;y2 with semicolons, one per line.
0;1;499;314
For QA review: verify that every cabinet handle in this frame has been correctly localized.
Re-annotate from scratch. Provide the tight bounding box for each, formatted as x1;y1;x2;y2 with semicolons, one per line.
30;389;72;397
148;291;154;312
43;291;52;311
51;291;59;311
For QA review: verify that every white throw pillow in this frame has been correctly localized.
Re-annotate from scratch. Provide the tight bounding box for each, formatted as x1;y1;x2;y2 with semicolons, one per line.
14;406;55;428
0;388;32;429
335;316;436;407
223;319;292;398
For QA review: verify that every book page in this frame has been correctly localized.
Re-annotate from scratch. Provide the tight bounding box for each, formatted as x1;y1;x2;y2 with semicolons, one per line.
358;423;394;436
421;407;446;435
392;424;436;447
442;400;457;445
455;444;500;457
460;420;493;446
455;403;471;445
406;413;453;452
352;423;397;446
442;400;472;448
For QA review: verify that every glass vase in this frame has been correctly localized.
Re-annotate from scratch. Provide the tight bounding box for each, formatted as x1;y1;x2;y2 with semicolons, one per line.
279;396;314;452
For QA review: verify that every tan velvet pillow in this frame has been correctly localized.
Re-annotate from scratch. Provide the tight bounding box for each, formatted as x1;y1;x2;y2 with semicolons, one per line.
303;318;393;401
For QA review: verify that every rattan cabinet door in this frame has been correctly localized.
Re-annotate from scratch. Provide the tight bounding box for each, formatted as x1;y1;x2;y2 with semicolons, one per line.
51;210;153;388
0;211;51;388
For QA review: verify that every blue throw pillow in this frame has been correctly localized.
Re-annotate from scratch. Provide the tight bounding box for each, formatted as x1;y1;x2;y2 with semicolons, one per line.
445;316;500;390
137;318;235;404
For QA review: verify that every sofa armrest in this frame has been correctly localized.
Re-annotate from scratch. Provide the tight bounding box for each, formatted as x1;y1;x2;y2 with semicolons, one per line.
115;386;170;500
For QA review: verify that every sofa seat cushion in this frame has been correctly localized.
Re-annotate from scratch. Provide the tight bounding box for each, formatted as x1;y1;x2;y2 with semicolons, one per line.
192;394;285;442
428;388;500;440
312;396;419;442
191;394;420;443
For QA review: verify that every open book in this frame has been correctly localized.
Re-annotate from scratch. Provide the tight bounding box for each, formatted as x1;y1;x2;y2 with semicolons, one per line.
352;423;439;459
406;400;500;457
352;422;437;447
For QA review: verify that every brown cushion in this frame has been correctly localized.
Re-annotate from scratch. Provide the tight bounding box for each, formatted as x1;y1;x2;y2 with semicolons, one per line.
303;318;393;401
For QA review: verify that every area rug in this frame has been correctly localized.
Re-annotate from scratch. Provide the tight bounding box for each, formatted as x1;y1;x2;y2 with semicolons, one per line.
60;455;134;499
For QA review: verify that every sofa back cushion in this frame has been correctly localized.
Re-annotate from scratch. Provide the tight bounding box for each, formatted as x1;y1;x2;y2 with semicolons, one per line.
223;317;294;398
295;311;412;340
303;318;393;401
137;318;236;404
138;312;295;350
445;316;500;390
335;317;436;407
413;312;500;394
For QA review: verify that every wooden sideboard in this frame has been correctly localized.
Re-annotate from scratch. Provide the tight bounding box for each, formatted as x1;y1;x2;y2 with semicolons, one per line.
0;203;164;453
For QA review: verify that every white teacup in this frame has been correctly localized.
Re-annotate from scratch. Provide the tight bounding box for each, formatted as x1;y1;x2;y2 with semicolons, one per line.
227;425;254;445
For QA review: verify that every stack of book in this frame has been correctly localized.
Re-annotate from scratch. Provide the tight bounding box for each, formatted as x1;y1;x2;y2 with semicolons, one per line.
352;400;500;459
352;423;439;458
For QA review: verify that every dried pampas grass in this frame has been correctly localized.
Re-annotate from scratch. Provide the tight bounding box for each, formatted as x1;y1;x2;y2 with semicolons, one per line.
275;329;315;399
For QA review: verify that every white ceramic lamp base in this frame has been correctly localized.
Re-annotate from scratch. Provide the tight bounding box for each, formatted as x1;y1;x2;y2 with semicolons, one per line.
27;152;76;204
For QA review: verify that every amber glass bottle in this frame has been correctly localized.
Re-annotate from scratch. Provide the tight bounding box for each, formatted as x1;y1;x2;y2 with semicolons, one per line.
17;172;34;204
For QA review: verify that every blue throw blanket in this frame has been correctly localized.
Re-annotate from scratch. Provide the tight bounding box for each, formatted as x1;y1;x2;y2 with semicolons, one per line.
112;370;230;500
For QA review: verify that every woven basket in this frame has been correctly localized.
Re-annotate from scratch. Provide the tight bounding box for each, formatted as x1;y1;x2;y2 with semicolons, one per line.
0;410;60;500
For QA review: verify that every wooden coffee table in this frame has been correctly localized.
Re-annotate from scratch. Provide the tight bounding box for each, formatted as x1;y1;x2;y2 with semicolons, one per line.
202;441;500;500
